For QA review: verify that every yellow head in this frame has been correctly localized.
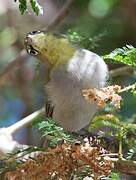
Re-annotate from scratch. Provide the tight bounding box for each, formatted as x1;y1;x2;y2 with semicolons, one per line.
24;31;76;67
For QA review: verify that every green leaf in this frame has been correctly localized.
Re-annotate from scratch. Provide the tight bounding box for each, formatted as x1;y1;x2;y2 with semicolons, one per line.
67;30;105;50
89;115;121;132
103;45;136;67
30;0;43;15
133;91;136;98
125;123;136;135
33;117;75;147
15;0;43;15
19;0;27;15
111;172;121;180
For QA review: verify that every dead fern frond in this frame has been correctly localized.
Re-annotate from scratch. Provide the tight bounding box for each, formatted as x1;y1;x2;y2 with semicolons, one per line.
5;139;113;180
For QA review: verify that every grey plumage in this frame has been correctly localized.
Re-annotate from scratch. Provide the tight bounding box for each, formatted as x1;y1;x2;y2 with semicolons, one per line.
46;49;108;132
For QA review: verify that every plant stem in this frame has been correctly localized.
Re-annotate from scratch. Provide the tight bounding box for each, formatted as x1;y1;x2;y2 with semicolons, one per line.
7;107;45;135
109;66;133;78
118;139;123;159
119;83;136;93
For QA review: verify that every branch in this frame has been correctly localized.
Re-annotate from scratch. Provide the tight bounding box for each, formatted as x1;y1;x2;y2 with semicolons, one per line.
42;0;75;31
115;159;136;175
1;108;136;176
119;83;136;93
6;107;45;135
104;157;136;176
0;49;28;86
0;0;74;84
109;66;134;78
0;108;45;155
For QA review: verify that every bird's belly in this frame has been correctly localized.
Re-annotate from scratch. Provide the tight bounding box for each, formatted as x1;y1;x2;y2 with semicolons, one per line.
45;73;98;132
53;101;97;132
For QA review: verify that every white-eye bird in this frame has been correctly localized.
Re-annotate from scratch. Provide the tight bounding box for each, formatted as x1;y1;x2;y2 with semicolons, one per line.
24;31;108;132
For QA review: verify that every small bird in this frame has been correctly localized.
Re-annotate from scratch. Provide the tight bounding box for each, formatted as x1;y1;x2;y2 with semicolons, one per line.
24;31;108;132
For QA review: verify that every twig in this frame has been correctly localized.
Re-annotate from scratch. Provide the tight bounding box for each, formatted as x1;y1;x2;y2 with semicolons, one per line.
0;49;28;85
109;66;134;78
100;153;118;157
104;157;136;175
42;0;75;31
119;83;136;93
114;159;136;175
0;108;44;155
0;0;75;84
6;107;45;135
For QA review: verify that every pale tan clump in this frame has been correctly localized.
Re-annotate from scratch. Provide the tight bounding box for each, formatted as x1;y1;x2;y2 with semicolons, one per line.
5;140;113;180
82;85;122;109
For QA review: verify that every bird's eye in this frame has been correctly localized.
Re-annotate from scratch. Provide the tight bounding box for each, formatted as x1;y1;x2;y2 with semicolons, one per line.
26;45;39;56
30;31;38;35
29;30;41;35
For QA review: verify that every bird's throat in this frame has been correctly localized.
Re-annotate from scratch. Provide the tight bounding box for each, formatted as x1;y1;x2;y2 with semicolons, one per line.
42;35;76;67
26;32;76;67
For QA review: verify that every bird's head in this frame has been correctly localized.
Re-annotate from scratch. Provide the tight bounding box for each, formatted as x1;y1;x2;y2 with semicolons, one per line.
24;31;76;67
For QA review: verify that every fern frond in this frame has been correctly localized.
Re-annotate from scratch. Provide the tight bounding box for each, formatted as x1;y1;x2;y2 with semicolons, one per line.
33;117;75;146
126;140;136;160
104;45;136;67
89;115;121;132
125;123;136;135
67;30;104;50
